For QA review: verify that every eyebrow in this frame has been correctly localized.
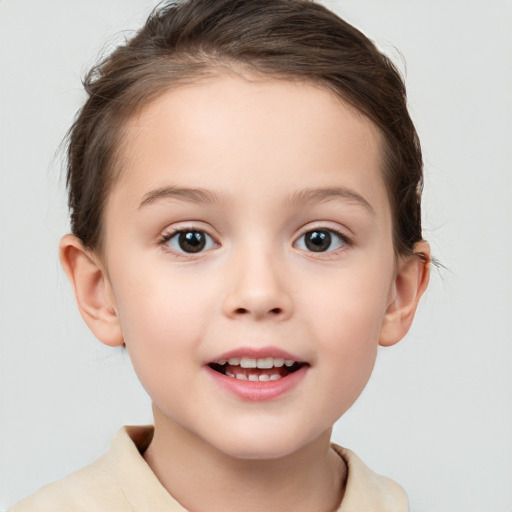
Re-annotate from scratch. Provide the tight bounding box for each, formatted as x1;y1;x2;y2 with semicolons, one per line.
138;184;374;214
138;186;227;209
286;187;375;214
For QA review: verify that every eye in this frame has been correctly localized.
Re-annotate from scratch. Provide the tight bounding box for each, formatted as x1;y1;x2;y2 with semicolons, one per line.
164;229;217;254
295;229;348;253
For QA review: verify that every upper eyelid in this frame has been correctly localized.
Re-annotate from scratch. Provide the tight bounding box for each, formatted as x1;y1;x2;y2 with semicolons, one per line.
294;223;352;240
158;222;352;243
160;223;219;238
295;228;349;241
157;226;220;254
160;228;218;256
293;225;354;251
293;228;352;257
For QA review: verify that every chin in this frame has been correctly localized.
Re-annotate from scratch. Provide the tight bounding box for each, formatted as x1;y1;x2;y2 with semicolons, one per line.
220;443;300;461
207;425;324;461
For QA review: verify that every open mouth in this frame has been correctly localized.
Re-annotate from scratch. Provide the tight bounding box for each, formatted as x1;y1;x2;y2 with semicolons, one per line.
208;356;306;382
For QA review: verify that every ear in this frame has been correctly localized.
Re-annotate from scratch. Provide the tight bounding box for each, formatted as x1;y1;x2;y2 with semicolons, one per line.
379;241;430;347
59;234;124;347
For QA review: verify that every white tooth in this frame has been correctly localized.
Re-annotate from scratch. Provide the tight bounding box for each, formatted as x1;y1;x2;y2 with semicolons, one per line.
240;357;257;368
257;357;273;369
258;374;270;381
225;371;235;378
284;360;294;367
273;358;284;367
269;374;282;381
217;359;227;365
236;374;248;380
228;358;240;365
248;374;259;382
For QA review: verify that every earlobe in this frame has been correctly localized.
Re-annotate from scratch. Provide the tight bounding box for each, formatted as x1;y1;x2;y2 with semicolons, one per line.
379;241;431;347
59;234;124;347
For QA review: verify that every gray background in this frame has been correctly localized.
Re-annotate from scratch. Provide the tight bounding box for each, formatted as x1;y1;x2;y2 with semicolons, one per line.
1;1;511;510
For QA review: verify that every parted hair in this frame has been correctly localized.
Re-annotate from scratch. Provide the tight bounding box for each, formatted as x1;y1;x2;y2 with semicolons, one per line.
66;0;424;256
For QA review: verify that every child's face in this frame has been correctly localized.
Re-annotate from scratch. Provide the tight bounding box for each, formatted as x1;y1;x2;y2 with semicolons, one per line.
99;73;400;458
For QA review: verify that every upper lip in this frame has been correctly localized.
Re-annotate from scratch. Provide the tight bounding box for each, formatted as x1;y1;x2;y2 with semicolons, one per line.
206;346;307;365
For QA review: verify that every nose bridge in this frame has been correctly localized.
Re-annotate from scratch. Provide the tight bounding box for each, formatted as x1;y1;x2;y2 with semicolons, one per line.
222;238;292;320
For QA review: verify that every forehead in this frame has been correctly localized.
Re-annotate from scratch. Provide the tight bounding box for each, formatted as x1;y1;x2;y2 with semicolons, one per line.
109;73;389;220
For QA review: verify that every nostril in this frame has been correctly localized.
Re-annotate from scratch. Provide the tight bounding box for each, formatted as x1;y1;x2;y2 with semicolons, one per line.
233;306;283;316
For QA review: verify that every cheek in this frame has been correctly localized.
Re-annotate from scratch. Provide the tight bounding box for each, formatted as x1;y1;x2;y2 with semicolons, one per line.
110;262;211;388
307;263;391;346
317;293;381;386
302;256;394;396
114;255;207;334
307;292;384;423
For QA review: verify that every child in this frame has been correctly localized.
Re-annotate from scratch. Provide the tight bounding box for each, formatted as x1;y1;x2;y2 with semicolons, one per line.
11;0;430;510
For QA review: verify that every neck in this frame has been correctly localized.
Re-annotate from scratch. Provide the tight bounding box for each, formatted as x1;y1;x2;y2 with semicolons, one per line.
143;407;346;512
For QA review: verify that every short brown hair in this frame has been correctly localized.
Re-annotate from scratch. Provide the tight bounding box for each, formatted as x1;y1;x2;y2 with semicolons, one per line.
66;0;424;256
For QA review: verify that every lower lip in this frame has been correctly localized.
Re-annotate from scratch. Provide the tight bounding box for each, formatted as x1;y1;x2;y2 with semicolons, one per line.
205;365;308;401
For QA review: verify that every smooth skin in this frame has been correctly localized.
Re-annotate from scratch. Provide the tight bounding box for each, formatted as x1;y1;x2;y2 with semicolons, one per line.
60;72;429;512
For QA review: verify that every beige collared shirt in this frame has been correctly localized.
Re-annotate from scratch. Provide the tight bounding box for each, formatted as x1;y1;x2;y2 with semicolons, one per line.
10;426;408;511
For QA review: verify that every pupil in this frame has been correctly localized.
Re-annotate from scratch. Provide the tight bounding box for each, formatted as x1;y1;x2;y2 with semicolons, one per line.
305;230;331;252
179;231;205;253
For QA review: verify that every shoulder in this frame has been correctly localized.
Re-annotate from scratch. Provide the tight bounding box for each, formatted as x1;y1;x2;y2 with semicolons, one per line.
9;453;127;512
332;444;409;512
9;426;156;512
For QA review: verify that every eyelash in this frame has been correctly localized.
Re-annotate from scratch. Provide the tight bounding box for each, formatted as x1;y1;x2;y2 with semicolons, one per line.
158;227;218;255
157;226;353;256
294;227;352;254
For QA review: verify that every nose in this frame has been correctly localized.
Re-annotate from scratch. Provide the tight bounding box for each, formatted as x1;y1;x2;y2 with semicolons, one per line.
221;248;293;321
